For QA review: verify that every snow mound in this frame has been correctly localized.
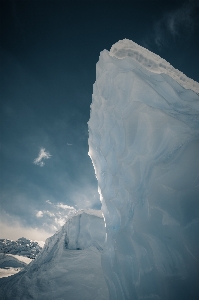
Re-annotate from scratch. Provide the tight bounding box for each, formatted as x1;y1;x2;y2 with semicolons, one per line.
0;254;31;279
88;39;199;300
0;210;108;300
0;254;27;269
110;39;199;93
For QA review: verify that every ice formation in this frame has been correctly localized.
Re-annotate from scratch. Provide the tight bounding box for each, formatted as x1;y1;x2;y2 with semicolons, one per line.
0;210;108;300
88;39;199;300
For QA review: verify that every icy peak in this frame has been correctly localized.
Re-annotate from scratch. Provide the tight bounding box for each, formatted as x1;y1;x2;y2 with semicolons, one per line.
110;39;199;93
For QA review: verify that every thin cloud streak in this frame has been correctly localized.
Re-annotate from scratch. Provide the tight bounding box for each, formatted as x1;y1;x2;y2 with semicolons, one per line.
35;200;77;232
166;1;195;37
153;0;198;48
33;147;52;167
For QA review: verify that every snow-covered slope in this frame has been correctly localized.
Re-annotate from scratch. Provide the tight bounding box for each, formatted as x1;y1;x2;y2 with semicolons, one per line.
0;253;32;278
88;39;199;300
0;210;108;300
0;254;30;269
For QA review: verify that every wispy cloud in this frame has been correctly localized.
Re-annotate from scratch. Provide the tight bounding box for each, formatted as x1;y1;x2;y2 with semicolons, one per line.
35;200;77;231
36;211;43;218
166;1;195;37
152;0;198;49
33;147;52;167
56;203;75;210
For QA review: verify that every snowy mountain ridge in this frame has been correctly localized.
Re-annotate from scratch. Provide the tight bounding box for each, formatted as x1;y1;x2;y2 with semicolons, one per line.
0;237;43;278
0;237;42;259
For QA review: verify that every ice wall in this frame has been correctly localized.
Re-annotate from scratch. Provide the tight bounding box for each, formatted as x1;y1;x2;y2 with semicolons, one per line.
88;39;199;300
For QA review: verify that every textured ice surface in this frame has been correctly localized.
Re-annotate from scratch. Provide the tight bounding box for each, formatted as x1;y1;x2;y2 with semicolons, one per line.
0;210;108;300
88;39;199;300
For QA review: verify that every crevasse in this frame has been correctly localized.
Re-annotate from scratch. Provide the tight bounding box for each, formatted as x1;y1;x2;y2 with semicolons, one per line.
88;39;199;300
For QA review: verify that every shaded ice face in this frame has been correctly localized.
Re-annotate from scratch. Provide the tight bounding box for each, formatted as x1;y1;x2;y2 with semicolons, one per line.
88;39;199;300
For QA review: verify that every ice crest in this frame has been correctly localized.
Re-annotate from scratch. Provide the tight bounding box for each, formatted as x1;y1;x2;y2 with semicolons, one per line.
110;39;199;94
88;39;199;300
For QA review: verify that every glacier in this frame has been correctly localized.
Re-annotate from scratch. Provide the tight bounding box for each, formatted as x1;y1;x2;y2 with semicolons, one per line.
0;210;108;300
88;39;199;300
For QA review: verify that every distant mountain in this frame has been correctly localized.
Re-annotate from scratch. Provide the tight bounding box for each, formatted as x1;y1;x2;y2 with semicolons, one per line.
0;238;43;279
0;238;42;259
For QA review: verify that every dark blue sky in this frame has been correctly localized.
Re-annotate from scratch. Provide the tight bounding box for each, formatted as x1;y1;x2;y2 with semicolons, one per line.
0;0;198;240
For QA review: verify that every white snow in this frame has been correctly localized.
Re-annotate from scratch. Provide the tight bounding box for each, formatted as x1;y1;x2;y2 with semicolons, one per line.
0;267;24;278
6;254;32;265
88;39;199;300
